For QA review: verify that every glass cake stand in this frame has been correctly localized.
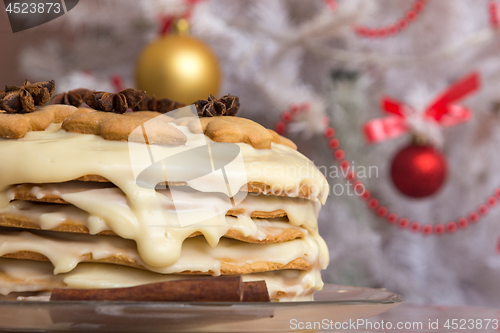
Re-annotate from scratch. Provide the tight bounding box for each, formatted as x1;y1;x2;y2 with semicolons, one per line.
0;284;402;332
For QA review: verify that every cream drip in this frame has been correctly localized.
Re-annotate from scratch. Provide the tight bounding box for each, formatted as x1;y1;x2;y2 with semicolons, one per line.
0;258;321;301
0;230;326;275
0;124;328;268
0;200;308;242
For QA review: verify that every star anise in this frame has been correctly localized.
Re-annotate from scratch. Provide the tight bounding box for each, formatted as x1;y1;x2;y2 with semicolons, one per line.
50;88;94;107
132;95;187;113
0;80;55;113
84;88;146;114
195;94;240;117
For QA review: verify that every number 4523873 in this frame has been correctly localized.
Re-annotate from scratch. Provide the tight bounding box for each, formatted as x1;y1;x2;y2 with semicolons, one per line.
5;2;61;14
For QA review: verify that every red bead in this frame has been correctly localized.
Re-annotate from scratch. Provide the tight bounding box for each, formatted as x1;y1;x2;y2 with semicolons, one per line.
282;111;292;122
388;24;398;35
489;1;499;10
378;27;388;38
410;221;421;232
361;190;371;200
340;160;350;170
291;104;300;114
399;218;410;228
346;170;356;181
434;224;445;235
334;149;345;160
301;102;311;112
329;138;340;149
320;116;330;127
469;212;479;222
458;218;469;229
446;221;457;233
478;205;489;215
356;26;368;36
368;28;378;38
325;0;338;11
487;196;498;207
353;180;363;189
324;127;335;138
275;121;286;134
368;199;379;209
422;224;433;235
496;188;500;198
414;1;425;12
387;213;398;223
406;10;417;21
398;19;409;29
377;206;388;217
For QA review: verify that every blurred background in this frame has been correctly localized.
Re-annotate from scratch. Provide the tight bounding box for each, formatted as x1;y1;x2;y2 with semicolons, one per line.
2;0;500;307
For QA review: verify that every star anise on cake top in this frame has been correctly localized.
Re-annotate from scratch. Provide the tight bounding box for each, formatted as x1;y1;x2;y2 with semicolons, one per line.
84;88;146;114
50;88;94;107
132;95;187;113
195;94;240;117
0;80;55;113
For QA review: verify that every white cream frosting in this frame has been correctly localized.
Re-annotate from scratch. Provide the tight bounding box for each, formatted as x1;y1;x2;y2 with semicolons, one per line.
0;124;328;268
5;183;321;232
0;230;326;275
0;258;322;301
0;200;309;241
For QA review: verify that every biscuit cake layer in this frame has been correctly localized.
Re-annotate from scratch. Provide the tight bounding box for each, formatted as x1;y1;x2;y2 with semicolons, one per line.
0;258;323;301
0;230;327;275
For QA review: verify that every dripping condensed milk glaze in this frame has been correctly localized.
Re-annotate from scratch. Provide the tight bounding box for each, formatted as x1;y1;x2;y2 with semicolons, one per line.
0;106;329;268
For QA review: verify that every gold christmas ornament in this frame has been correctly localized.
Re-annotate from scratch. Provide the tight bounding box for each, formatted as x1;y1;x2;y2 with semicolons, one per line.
135;19;221;105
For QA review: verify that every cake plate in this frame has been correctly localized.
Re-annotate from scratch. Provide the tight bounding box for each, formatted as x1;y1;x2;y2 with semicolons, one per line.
0;284;402;332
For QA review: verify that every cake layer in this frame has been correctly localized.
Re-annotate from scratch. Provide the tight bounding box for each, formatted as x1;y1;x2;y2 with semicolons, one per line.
0;230;327;275
0;201;307;243
7;182;320;229
0;258;323;301
0;123;328;268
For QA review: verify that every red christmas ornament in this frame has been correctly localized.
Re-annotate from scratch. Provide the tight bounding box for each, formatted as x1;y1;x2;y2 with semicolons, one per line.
390;144;447;198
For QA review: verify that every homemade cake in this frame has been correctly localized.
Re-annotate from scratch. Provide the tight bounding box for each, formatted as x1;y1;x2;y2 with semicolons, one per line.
0;80;329;301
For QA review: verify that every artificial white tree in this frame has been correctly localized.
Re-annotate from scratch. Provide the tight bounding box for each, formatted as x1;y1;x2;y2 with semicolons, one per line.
19;0;500;306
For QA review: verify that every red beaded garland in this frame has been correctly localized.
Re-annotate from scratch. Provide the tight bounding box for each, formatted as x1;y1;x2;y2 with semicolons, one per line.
277;104;498;236
282;111;293;122
377;206;388;217
446;221;457;233
489;0;499;28
434;224;445;235
410;221;421;232
324;127;335;138
469;212;480;223
399;218;410;228
368;199;379;209
347;0;427;38
479;205;489;215
387;213;398;223
340;160;350;170
334;149;345;160
458;218;469;229
275;121;286;134
422;224;433;235
361;190;371;200
329;139;340;149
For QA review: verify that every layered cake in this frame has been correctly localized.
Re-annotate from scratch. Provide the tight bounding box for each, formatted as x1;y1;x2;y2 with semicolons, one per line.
0;80;329;301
